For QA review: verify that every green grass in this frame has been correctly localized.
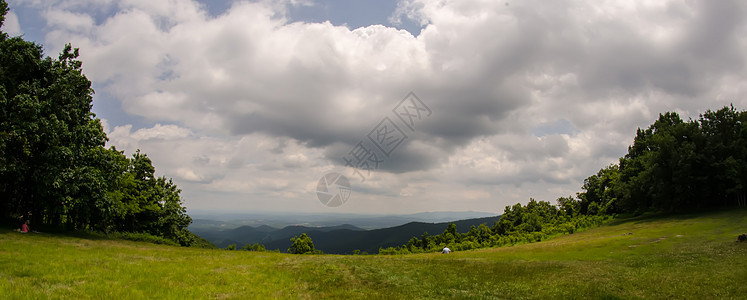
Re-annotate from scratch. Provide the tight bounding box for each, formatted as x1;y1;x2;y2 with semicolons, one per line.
1;209;746;299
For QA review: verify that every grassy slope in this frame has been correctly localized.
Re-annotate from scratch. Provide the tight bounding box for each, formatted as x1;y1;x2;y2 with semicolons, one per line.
1;209;745;299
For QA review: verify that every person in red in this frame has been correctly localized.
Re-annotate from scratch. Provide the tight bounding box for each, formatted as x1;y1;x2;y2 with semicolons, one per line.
20;220;30;233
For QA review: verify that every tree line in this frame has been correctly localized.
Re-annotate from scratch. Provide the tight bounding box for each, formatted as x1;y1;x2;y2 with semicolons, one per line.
379;200;610;254
0;2;208;247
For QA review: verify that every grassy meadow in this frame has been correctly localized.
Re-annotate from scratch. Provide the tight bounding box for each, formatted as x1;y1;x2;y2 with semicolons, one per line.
1;208;745;299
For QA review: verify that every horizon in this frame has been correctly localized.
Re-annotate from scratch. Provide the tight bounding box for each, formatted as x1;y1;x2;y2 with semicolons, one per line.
187;208;499;216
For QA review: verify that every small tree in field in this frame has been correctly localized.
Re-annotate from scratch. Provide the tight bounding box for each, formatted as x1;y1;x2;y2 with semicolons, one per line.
288;233;315;254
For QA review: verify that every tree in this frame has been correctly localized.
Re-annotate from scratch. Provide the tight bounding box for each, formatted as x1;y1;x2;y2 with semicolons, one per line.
700;105;746;207
0;24;105;226
1;2;112;228
288;233;315;254
0;2;198;246
556;196;579;217
441;222;458;244
578;165;620;215
477;223;491;244
242;243;266;251
153;176;192;243
406;237;420;252
492;204;522;235
420;232;430;250
611;106;747;213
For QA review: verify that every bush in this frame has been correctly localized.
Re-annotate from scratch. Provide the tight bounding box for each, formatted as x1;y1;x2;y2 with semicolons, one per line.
242;243;266;251
173;229;217;248
288;233;315;254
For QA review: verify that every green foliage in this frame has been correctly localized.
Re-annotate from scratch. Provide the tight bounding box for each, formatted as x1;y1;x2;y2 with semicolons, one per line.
383;198;611;255
242;243;266;252
556;196;579;216
568;105;747;218
288;233;315;254
597;106;747;214
0;2;197;247
578;165;620;214
226;244;237;251
171;229;216;248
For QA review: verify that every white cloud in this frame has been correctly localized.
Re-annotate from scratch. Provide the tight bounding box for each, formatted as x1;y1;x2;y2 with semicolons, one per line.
1;10;22;35
19;0;747;213
44;9;94;32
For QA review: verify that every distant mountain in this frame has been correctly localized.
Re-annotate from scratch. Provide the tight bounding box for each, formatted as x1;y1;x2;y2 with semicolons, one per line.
263;224;364;243
194;215;501;253
187;210;497;230
404;211;499;222
254;225;277;233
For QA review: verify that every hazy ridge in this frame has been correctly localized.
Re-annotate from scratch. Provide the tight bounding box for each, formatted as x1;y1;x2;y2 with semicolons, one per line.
190;212;500;253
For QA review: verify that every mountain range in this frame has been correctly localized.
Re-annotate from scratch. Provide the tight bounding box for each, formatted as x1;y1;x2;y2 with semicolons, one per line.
191;215;501;254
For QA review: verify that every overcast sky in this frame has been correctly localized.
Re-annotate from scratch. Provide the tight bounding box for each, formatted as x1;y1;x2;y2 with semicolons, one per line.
3;0;746;214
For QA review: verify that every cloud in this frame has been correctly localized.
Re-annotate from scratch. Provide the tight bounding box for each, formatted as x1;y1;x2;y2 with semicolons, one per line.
44;9;94;32
16;0;747;213
1;10;21;35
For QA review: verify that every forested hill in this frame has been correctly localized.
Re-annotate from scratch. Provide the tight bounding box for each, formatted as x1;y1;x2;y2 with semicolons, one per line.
192;223;366;249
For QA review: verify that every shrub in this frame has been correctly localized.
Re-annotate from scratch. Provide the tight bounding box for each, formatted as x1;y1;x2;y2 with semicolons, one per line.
288;233;315;254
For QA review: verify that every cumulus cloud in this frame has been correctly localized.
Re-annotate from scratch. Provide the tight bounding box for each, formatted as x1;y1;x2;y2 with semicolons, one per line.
15;0;747;213
1;10;21;35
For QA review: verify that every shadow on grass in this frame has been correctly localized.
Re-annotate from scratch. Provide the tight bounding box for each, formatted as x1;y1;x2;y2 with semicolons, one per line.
0;223;184;247
0;224;115;241
604;206;747;227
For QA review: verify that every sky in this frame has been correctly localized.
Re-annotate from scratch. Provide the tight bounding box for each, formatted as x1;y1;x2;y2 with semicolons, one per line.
2;0;746;214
